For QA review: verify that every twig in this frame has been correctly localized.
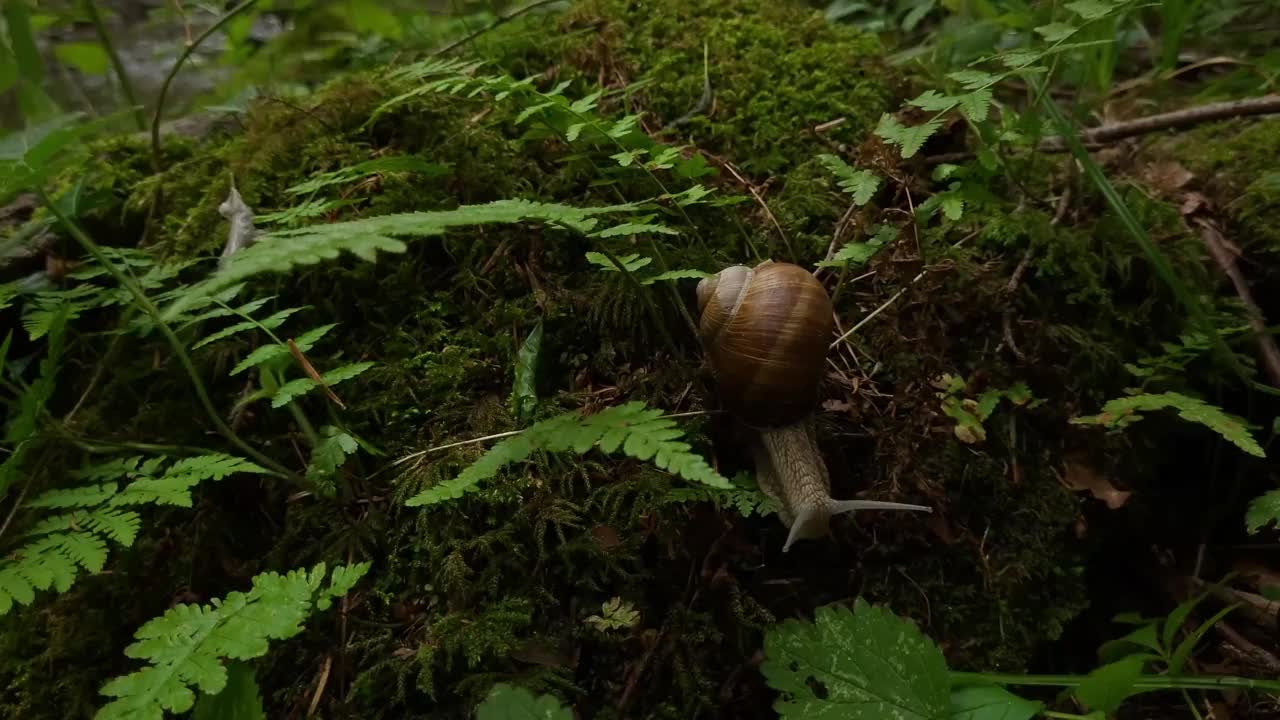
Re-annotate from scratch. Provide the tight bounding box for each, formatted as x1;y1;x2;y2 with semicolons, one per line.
926;95;1280;164
1197;218;1280;387
0;476;33;542
1039;94;1280;151
669;41;712;127
307;655;333;717
432;0;568;57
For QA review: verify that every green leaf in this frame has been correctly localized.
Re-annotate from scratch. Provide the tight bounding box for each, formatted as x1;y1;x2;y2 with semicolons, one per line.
817;154;881;205
307;427;358;495
230;324;336;376
1074;655;1147;713
95;563;365;720
957;89;992;124
761;598;950;719
1070;392;1264;458
1097;621;1161;663
875;114;943;159
0;34;19;94
3;1;43;83
949;685;1042;720
641;269;711;285
1246;489;1280;533
584;252;652;273
1169;604;1236;674
815;225;895;269
191;661;266;720
162;199;643;321
270;361;375;408
588;222;678;238
317;561;370;611
1034;22;1078;42
53;41;111;75
509;320;543;423
941;194;965;221
404;401;730;508
947;70;999;89
476;683;573;720
908;89;959;112
1065;0;1116;20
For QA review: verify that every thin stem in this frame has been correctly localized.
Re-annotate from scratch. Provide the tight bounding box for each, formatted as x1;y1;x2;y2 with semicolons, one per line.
83;0;145;131
150;0;258;175
949;671;1280;693
37;188;302;485
432;0;567;57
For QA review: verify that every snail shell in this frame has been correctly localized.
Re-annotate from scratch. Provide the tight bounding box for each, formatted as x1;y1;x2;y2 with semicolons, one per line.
696;261;834;428
697;260;931;552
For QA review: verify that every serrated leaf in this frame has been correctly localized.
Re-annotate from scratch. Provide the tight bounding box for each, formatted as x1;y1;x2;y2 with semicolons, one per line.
231;324;336;376
907;89;958;112
1034;22;1078;42
404;402;730;508
589;222;678;238
477;683;573;720
270;361;374;408
641;269;711;285
584;252;652;273
191;661;266;720
761;599;949;719
947;70;999;89
1071;392;1264;458
817;154;881;205
1246;489;1280;533
875;115;943;159
957;89;992;124
941;195;965;221
949;685;1043;720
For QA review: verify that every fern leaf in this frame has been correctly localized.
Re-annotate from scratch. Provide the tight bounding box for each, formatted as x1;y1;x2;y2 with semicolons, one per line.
306;427;358;496
85;508;142;545
1246;490;1280;534
271;361;375;408
641;269;711;285
1035;21;1078;42
1071;392;1265;458
111;454;269;507
162;199;641;321
874;115;944;159
585;252;652;273
230;324;335;377
95;562;369;720
589;222;678;238
404;402;730;508
816;225;896;269
192;307;304;350
26;482;118;508
60;531;108;573
817;154;881;206
317;561;371;610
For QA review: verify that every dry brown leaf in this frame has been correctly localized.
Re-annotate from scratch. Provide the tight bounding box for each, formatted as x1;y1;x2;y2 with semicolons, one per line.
1180;191;1210;216
1060;458;1132;509
1141;160;1194;196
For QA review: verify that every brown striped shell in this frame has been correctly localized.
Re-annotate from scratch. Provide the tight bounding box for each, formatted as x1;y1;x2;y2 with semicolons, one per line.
696;260;834;428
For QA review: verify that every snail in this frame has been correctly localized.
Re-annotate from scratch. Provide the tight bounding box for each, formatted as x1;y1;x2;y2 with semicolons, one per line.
696;260;932;552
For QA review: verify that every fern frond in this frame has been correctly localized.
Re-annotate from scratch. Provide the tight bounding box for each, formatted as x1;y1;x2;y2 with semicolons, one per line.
1;454;268;615
191;306;305;350
162;199;641;321
1071;392;1265;458
271;361;375;408
230;323;335;377
95;562;370;720
585;252;652;273
404;401;730;508
817;154;882;206
110;454;270;507
665;471;779;518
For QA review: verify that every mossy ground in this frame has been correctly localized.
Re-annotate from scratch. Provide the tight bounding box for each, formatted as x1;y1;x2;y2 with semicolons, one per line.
2;1;1275;718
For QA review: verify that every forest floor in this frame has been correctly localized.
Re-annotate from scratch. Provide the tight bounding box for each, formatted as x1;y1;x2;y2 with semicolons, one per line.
2;0;1280;718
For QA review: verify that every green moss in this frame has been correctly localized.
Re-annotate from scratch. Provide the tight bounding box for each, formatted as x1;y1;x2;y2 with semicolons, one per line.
483;0;894;177
1163;118;1280;254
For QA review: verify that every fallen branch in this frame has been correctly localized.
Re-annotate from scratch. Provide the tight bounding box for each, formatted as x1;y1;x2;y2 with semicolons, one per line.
926;94;1280;164
1195;218;1280;388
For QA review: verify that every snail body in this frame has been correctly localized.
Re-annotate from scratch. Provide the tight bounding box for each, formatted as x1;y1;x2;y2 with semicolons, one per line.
697;260;931;551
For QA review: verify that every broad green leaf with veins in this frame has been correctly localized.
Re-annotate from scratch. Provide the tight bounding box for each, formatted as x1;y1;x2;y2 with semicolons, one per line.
762;599;949;719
